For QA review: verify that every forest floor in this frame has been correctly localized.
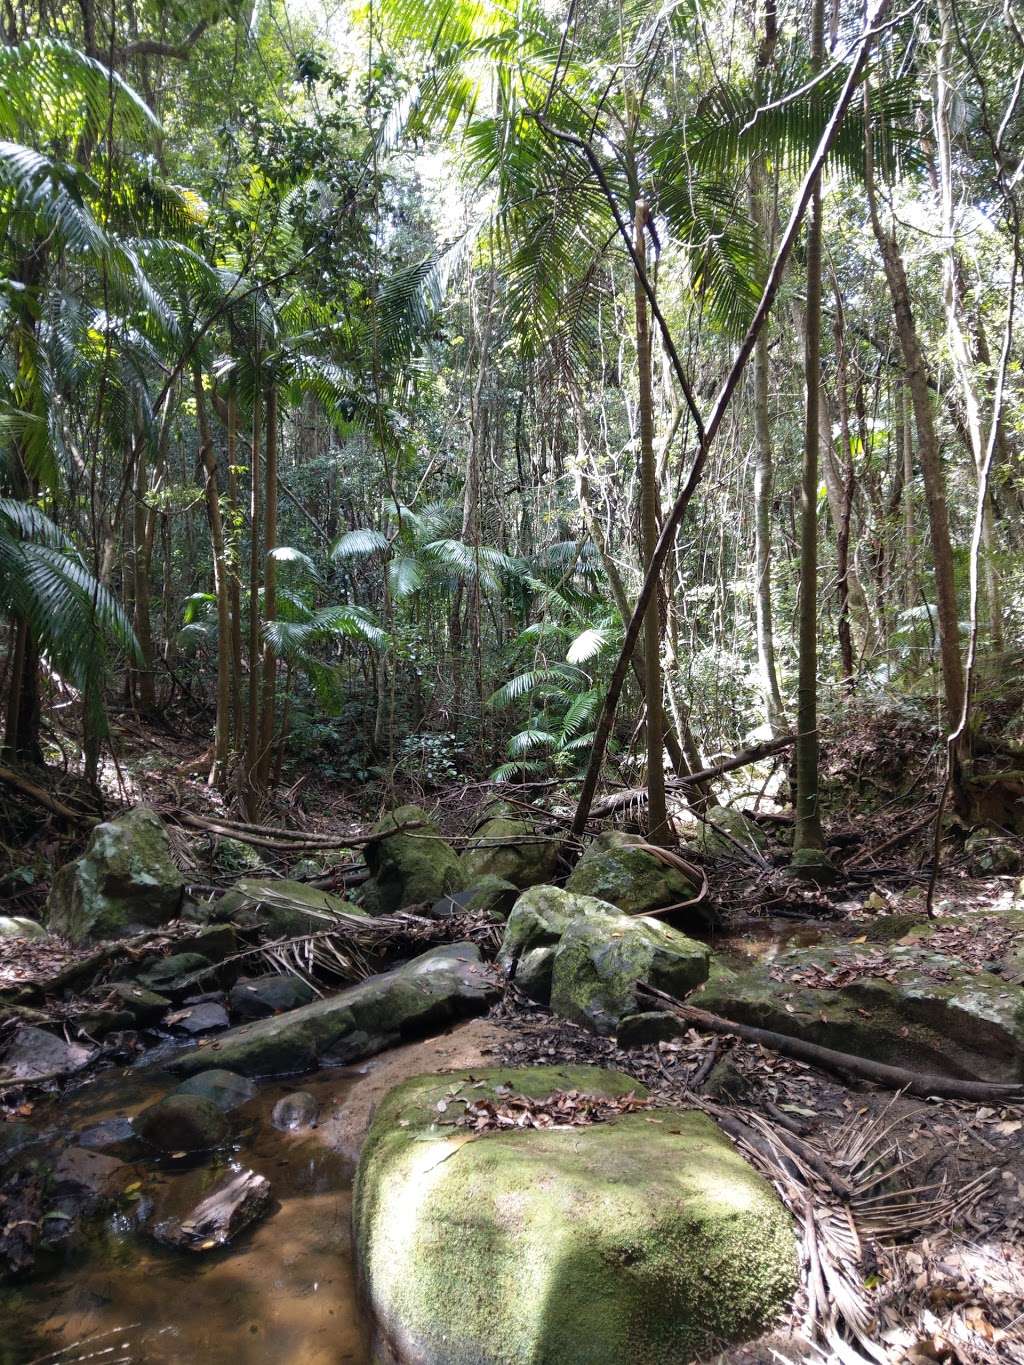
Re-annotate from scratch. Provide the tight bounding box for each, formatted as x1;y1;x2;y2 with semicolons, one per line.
1;701;1023;1363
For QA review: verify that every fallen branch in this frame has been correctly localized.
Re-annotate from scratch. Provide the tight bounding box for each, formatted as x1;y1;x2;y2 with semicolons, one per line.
845;805;938;869
637;984;1024;1102
0;766;96;825
589;734;797;817
168;810;425;852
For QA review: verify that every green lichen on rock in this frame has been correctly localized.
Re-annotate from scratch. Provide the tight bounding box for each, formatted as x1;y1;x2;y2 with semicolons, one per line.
167;942;496;1079
565;842;700;918
216;878;365;938
550;914;711;1035
694;807;767;859
460;817;561;889
46;807;183;944
701;940;1024;1082
354;1067;797;1365
496;886;619;1004
362;805;467;914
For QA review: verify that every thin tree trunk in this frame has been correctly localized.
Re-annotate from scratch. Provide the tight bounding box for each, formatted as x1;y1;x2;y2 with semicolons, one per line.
257;384;278;789
793;0;826;861
832;292;857;687
227;381;244;745
634;202;668;844
243;370;263;811
864;82;966;729
193;368;232;789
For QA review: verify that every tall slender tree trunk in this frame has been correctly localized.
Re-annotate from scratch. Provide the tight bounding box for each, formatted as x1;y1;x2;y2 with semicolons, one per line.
243;371;263;812
935;0;1004;650
193;368;232;789
226;381;245;745
792;0;826;864
865;84;965;729
257;385;278;789
833;294;857;686
635;201;667;844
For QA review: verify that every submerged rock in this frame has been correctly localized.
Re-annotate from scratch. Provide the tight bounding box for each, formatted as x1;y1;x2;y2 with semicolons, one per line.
354;1067;797;1365
361;806;467;914
46;807;183;944
151;1167;271;1251
167;942;497;1080
550;913;711;1036
133;1094;231;1151
700;936;1024;1083
173;1069;257;1113
460;817;560;890
272;1091;319;1131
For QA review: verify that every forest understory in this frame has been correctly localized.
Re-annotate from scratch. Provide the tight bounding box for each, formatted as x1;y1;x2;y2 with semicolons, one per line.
1;699;1023;1365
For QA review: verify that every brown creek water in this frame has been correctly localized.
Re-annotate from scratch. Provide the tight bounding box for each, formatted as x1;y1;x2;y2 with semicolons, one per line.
2;1065;375;1364
1;921;823;1364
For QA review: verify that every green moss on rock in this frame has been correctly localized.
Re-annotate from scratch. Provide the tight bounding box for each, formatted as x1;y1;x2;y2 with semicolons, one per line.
354;1067;797;1365
362;805;467;914
496;886;620;1004
550;914;710;1035
460;817;561;889
565;845;700;918
46;807;183;944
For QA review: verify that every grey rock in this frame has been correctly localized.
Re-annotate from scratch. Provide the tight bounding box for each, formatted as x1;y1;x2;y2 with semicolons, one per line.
550;914;711;1036
46;807;183;944
167;942;497;1080
173;1069;257;1113
497;885;620;1004
460;817;561;889
271;1091;319;1131
615;1011;689;1048
77;1116;136;1150
1;1025;96;1082
0;916;46;940
137;952;212;996
165;1002;229;1034
133;1094;231;1151
229;974;317;1019
361;806;467;914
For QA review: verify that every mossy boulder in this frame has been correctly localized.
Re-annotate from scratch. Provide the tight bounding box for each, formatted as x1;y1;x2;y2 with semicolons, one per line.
167;942;497;1079
496;886;620;1004
173;1069;257;1113
431;876;520;921
215;877;365;938
0;916;46;940
565;840;703;920
694;807;767;860
965;829;1022;876
354;1068;797;1365
46;807;183;944
700;937;1024;1083
460;817;561;890
550;914;711;1035
362;805;467;914
133;1093;230;1152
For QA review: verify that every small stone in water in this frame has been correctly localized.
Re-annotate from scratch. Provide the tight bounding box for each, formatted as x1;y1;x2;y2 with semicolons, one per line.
271;1092;319;1131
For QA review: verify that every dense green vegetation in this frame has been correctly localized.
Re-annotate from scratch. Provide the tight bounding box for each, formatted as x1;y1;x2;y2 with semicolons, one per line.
2;0;1022;838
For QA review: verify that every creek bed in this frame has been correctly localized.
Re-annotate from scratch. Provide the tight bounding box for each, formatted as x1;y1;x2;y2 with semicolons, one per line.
3;1063;373;1364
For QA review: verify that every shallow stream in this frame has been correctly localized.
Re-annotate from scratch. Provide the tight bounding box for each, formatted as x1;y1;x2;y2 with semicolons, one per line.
3;1064;373;1364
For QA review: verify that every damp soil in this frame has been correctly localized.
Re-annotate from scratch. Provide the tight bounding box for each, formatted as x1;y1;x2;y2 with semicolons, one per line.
2;1019;512;1365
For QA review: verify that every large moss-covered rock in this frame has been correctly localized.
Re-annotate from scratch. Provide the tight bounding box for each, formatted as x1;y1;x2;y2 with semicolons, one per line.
354;1068;797;1365
694;807;767;859
0;916;46;940
566;839;702;919
496;886;620;1004
461;817;561;890
701;936;1024;1083
167;942;497;1079
46;807;183;944
214;878;365;938
550;914;710;1035
362;805;467;914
